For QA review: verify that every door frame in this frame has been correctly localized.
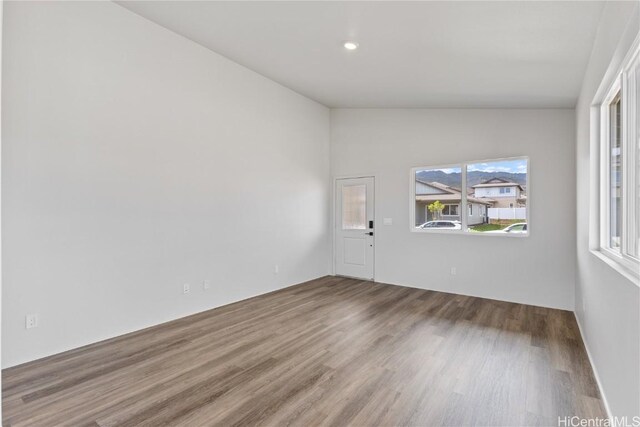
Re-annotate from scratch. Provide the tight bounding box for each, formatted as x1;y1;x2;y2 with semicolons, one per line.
331;174;378;281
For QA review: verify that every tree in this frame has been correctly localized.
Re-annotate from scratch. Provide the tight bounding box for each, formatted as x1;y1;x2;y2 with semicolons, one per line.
427;200;445;220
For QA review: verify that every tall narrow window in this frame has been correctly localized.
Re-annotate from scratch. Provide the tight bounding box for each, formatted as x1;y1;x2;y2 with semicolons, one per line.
629;52;640;259
598;38;639;277
609;93;622;250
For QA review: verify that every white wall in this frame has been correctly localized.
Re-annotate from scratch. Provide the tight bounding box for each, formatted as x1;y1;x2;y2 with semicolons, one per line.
331;109;575;310
1;2;330;368
0;0;4;419
575;1;640;419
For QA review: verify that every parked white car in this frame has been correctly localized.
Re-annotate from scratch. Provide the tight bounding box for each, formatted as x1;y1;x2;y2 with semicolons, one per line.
418;220;462;230
488;222;528;234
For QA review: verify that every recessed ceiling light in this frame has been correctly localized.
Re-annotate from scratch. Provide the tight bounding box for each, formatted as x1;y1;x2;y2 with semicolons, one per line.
343;41;359;51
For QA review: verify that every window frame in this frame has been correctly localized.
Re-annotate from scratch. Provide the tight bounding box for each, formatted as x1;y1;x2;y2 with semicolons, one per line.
597;36;640;277
410;156;530;237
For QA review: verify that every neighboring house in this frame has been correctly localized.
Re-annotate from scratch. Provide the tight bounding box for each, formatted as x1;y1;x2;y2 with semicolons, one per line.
472;177;526;208
415;180;492;225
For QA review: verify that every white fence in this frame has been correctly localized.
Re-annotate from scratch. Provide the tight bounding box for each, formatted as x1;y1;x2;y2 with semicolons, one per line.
488;208;526;220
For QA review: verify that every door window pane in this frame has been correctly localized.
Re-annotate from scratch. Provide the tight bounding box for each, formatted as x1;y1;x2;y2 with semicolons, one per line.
342;184;366;230
610;93;622;250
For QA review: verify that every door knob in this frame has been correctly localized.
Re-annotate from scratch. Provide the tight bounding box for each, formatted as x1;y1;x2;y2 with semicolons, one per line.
365;232;373;236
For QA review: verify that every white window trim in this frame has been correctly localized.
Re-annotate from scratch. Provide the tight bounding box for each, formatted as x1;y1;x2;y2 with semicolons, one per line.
409;156;530;237
596;35;640;279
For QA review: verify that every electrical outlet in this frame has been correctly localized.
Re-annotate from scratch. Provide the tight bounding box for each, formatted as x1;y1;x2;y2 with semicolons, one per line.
183;283;190;294
26;314;38;329
274;265;279;274
203;280;210;290
450;267;457;276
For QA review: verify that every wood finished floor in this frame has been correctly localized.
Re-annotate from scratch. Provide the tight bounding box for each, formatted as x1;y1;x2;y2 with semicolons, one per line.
3;276;605;426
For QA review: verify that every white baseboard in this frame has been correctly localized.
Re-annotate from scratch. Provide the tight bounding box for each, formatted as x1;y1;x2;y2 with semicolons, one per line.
574;312;613;419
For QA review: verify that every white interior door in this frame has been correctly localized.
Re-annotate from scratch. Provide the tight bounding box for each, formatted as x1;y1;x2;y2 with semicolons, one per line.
335;177;374;280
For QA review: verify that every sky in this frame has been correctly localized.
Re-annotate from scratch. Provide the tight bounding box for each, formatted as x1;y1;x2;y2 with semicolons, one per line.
435;167;461;174
421;159;527;175
467;159;527;173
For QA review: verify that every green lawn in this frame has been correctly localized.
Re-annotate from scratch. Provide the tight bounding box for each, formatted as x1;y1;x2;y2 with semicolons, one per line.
469;224;504;232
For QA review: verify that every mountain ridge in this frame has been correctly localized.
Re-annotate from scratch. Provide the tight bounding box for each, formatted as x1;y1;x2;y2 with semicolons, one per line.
416;170;527;189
